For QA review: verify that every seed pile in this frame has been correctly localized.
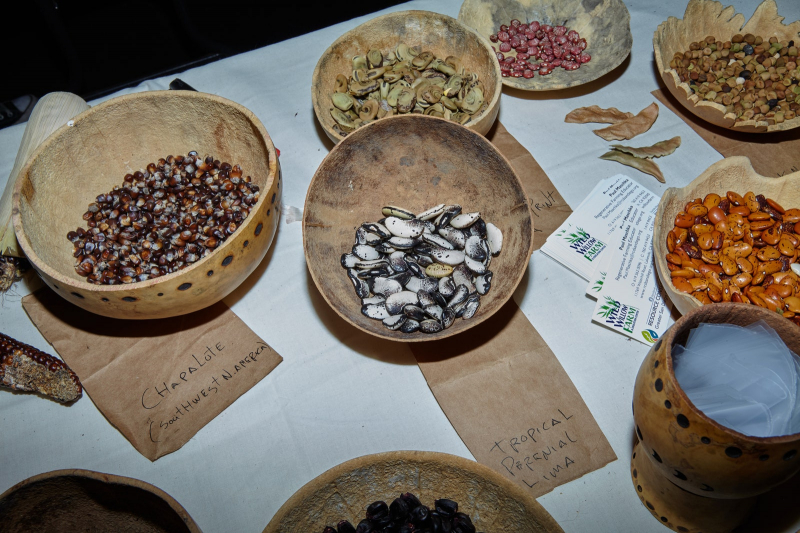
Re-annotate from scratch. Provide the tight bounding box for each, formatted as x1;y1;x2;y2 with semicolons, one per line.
330;43;487;136
489;19;590;78
666;191;800;326
341;204;503;334
319;493;483;533
669;34;800;125
68;151;259;285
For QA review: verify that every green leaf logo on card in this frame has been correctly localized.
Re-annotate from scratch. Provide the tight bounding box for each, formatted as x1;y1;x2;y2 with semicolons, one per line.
597;296;638;334
565;227;606;262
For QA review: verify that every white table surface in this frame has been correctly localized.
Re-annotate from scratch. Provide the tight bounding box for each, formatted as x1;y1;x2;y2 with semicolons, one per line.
2;1;799;531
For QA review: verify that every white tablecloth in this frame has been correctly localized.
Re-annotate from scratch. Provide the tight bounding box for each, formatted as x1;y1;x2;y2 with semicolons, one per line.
2;1;798;531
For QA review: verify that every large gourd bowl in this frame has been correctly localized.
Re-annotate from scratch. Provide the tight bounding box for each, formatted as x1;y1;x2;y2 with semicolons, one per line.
12;91;280;320
633;303;800;500
0;469;201;532
263;450;563;532
303;114;534;342
312;10;501;145
654;156;800;316
654;0;800;133
458;0;632;91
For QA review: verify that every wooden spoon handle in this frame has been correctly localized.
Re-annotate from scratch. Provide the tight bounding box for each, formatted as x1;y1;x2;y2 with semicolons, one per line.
0;92;89;257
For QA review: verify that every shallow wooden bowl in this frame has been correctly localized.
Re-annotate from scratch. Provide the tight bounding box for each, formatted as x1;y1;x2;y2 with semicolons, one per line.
12;91;281;320
458;0;632;91
263;450;563;532
653;156;800;316
633;303;800;500
303;114;533;342
0;469;201;532
654;0;800;133
311;10;501;145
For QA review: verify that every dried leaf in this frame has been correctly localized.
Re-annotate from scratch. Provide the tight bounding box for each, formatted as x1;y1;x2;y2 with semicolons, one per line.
593;103;659;141
600;151;665;183
611;136;681;159
565;105;634;124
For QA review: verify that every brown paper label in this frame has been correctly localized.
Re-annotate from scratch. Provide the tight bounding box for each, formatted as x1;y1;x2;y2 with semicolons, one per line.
22;289;282;461
486;122;572;248
412;302;616;498
652;89;800;178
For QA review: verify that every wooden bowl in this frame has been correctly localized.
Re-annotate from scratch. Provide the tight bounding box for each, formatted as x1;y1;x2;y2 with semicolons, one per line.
303;114;534;342
654;0;800;133
311;10;501;145
12;91;281;320
458;0;632;91
653;156;800;316
263;450;563;532
0;469;201;532
633;303;800;500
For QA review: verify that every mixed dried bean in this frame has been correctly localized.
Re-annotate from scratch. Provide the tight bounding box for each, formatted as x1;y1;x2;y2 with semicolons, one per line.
68;151;259;285
490;19;590;78
330;43;486;136
669;34;800;125
666;191;800;325
320;493;482;533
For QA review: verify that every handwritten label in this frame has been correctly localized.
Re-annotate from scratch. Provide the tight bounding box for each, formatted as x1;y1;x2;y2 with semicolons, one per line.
489;409;582;490
143;341;274;444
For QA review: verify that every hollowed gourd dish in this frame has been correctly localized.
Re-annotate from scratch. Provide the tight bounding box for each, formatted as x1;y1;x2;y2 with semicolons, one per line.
654;156;800;316
312;10;501;145
458;0;632;91
303;114;534;342
654;0;800;133
13;90;280;319
263;450;563;532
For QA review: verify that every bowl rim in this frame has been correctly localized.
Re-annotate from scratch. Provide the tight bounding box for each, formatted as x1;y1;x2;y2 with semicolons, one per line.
11;89;278;294
311;9;503;144
652;0;800;134
0;468;202;533
263;450;564;533
457;0;633;92
302;113;535;343
653;155;800;316
663;302;800;443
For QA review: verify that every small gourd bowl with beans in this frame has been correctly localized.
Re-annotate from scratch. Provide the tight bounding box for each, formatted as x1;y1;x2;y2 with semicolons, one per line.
263;450;563;532
458;0;632;91
653;156;800;318
312;10;502;145
13;91;281;319
654;0;800;133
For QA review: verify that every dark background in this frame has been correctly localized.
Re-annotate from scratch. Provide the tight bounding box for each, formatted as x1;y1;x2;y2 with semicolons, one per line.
4;0;406;103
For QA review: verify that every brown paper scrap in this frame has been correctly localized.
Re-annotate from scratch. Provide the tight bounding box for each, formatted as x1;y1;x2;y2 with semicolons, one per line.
22;288;282;461
486;122;572;248
412;301;617;498
653;89;800;178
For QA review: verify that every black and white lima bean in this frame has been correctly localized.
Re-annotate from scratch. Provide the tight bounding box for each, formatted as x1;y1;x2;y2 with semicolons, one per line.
340;204;503;334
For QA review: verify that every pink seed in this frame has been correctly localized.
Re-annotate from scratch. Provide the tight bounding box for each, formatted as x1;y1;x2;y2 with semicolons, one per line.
498;31;510;42
529;21;540;32
490;34;498;42
511;19;521;27
499;42;512;52
523;69;535;78
580;52;592;63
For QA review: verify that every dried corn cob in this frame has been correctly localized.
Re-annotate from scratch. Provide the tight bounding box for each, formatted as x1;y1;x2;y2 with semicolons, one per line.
0;332;82;402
